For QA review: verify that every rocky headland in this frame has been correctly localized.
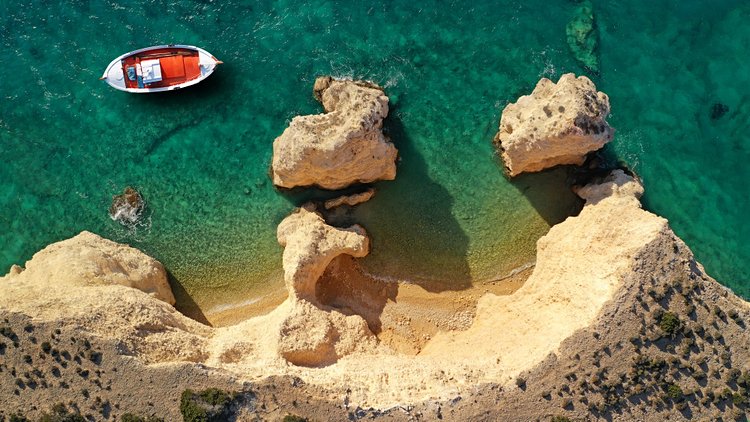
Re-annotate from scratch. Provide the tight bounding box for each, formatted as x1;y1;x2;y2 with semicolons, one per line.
2;75;750;421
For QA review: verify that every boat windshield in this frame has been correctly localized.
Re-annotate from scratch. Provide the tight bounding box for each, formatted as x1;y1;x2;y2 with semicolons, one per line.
126;66;136;81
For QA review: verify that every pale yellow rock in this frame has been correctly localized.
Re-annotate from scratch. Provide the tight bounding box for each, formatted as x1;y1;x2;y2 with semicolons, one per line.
271;77;398;189
0;231;208;363
277;204;369;302
323;188;376;210
421;170;662;378
274;204;376;366
8;264;23;276
277;299;376;367
496;73;614;176
5;231;175;304
575;168;643;205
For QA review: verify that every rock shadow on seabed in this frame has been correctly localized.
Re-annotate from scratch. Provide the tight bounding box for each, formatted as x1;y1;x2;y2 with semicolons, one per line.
353;113;473;292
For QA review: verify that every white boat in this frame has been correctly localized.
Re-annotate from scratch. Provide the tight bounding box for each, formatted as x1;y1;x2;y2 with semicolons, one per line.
101;44;222;93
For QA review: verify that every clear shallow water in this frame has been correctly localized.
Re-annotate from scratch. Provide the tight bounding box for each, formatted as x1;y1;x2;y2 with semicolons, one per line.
1;1;748;320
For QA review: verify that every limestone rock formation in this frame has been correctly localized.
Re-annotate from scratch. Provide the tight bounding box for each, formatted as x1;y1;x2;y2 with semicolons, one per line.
277;204;369;302
109;186;145;226
323;188;376;210
5;167;750;415
275;204;376;366
4;231;175;305
271;76;398;190
277;300;376;367
422;170;666;376
0;231;208;364
495;73;614;176
574;168;643;205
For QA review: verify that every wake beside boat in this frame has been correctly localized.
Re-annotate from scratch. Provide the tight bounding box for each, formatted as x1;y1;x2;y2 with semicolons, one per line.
100;44;222;93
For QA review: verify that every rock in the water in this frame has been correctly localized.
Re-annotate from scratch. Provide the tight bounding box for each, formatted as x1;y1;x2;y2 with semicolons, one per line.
323;188;376;210
566;0;600;74
277;204;369;302
494;73;614;176
574;169;644;206
109;187;145;225
710;102;729;120
271;76;398;190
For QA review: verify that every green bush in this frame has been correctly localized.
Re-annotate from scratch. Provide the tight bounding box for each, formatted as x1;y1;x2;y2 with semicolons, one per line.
38;403;85;422
659;312;680;335
732;393;746;407
667;384;684;402
198;388;231;407
180;390;209;422
180;388;239;422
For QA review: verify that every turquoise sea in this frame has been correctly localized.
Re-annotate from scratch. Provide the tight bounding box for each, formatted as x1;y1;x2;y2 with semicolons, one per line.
1;1;748;323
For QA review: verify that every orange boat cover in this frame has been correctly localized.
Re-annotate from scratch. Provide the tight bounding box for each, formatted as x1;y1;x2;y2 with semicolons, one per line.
159;55;186;78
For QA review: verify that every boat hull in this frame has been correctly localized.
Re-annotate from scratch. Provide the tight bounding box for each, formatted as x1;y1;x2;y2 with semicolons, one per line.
101;44;220;93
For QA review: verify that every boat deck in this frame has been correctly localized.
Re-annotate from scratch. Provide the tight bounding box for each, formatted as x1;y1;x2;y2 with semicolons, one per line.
121;48;201;89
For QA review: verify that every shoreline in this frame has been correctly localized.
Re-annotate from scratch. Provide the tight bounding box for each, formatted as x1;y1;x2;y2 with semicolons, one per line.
199;256;534;332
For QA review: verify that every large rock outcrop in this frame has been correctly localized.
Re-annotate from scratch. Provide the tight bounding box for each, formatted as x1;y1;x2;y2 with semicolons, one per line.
275;204;376;366
495;73;614;176
276;204;369;302
277;300;376;367
3;231;174;304
422;170;666;375
271;76;398;190
0;231;208;363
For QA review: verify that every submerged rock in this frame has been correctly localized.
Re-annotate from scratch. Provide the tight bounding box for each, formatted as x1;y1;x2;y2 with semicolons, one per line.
271;76;398;190
323;188;376;210
494;73;614;176
710;102;729;120
566;0;600;74
109;187;145;226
